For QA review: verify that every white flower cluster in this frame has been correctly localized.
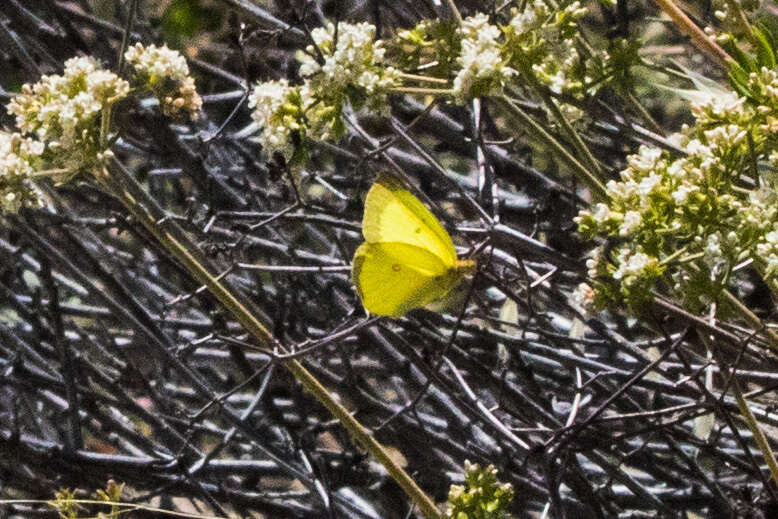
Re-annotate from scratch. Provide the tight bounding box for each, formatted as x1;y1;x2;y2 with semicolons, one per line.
124;43;202;119
752;186;778;277
507;1;588;99
611;248;657;286
757;230;778;276
298;22;397;100
531;47;582;95
452;14;516;103
250;21;399;159
125;42;189;80
8;56;129;173
0;131;46;213
691;90;745;121
509;0;550;35
247;79;305;160
605;146;666;206
572;68;778;310
754;67;778;104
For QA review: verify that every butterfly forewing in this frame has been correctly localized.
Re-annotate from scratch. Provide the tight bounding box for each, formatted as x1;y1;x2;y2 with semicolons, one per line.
362;181;458;267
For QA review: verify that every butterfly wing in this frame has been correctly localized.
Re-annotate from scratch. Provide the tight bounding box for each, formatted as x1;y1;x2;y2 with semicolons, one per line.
352;241;454;317
362;179;458;268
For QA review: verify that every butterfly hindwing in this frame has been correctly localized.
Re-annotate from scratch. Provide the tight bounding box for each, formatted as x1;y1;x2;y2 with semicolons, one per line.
352;241;451;317
362;180;457;267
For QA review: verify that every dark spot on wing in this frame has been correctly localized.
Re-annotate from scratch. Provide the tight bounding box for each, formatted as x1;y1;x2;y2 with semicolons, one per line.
392;264;401;272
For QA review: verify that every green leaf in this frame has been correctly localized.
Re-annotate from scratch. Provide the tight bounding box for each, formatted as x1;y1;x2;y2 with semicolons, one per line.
727;62;752;98
752;26;776;69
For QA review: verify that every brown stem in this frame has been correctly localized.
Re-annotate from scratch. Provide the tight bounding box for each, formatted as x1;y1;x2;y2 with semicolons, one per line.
652;0;733;67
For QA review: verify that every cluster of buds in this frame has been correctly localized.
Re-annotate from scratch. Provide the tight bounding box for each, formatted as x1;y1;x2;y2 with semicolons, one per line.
124;43;203;119
444;461;514;519
0;132;46;213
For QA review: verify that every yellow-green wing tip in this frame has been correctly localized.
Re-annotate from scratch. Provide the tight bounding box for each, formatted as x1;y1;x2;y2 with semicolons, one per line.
373;172;405;191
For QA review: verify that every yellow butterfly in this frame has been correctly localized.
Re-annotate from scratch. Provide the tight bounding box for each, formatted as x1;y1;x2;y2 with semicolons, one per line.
352;178;476;318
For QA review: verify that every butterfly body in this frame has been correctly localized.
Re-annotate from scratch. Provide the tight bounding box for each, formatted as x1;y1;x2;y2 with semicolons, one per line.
352;179;475;318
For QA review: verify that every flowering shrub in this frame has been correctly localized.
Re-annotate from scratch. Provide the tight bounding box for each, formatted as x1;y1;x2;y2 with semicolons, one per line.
247;4;617;159
5;7;777;325
2;44;201;213
8;1;778;517
297;21;398;111
574;66;778;313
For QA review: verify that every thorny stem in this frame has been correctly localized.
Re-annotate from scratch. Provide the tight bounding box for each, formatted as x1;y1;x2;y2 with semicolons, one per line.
100;161;442;519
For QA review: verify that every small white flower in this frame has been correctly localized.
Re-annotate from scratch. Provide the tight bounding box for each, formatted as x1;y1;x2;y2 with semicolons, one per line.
591;203;612;223
619;211;642;236
612;248;655;286
0;131;46;213
684;139;713;159
667;159;686;179
627;146;664;173
509;0;549;34
571;282;596;315
672;183;698;205
606;178;638;200
636;173;663;198
585;247;605;279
